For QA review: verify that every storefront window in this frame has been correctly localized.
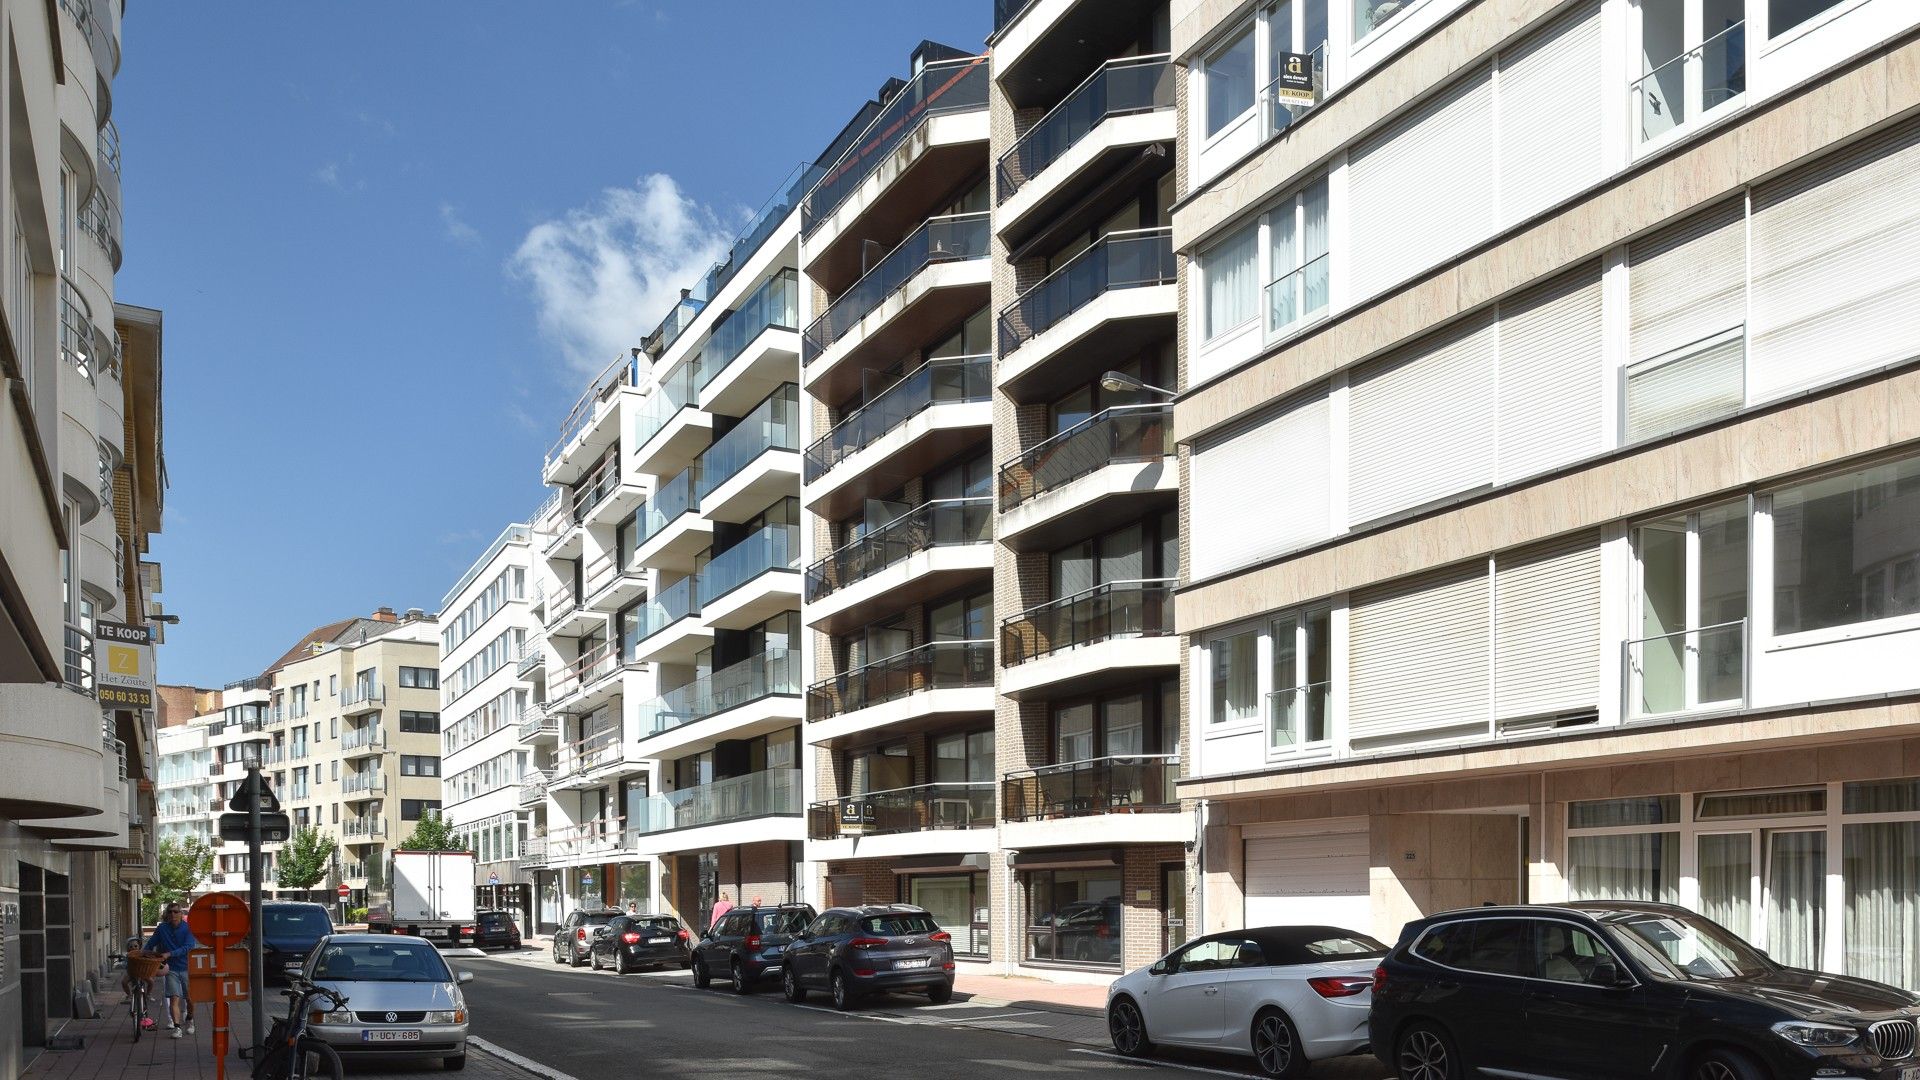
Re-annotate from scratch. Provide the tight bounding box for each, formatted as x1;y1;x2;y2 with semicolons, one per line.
1844;821;1920;989
1567;833;1679;903
1024;868;1123;966
619;863;651;912
908;873;988;957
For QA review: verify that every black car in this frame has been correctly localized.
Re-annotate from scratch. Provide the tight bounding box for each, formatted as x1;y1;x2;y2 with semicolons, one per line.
471;909;522;951
1036;899;1122;964
782;904;955;1011
259;901;335;984
552;908;621;967
692;904;816;994
589;914;692;974
1370;902;1920;1080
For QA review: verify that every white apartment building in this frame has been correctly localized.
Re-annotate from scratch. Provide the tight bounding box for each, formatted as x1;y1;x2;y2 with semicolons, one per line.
1170;0;1920;987
154;723;216;852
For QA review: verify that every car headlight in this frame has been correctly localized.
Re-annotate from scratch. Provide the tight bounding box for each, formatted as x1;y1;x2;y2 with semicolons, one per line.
425;1010;464;1024
1772;1021;1858;1048
312;1010;352;1025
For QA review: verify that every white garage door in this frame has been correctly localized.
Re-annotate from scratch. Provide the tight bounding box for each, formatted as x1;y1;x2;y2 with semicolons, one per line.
1244;819;1370;934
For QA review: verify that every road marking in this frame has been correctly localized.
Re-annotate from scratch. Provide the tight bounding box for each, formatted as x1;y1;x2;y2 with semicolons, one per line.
468;1036;586;1080
934;1009;1047;1024
1069;1048;1255;1077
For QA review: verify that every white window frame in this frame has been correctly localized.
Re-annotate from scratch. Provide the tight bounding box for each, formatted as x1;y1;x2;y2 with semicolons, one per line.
1200;606;1336;764
1197;18;1260;149
1628;0;1749;156
1759;452;1920;650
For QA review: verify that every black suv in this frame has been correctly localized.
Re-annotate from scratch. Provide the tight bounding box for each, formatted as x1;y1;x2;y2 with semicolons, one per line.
692;904;816;994
782;904;955;1011
259;901;335;984
1370;902;1920;1080
552;908;621;967
589;913;692;974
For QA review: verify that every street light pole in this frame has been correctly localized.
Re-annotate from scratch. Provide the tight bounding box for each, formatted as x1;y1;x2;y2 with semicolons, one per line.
245;764;265;1053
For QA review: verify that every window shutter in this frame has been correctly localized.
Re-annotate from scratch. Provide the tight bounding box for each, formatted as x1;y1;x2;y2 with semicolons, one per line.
1493;534;1601;723
1628;201;1747;365
1189;393;1331;580
1348;70;1496;303
1348;317;1496;525
1496;1;1605;228
1496;268;1604;482
1749;118;1920;403
1623;332;1745;444
1347;565;1491;748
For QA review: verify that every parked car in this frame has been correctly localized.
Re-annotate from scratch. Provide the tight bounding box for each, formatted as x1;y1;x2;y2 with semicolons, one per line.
260;901;336;985
782;904;954;1011
304;933;472;1071
470;910;522;951
1370;901;1920;1080
552;908;620;967
1106;925;1387;1078
589;914;692;974
692;904;816;993
1034;899;1123;964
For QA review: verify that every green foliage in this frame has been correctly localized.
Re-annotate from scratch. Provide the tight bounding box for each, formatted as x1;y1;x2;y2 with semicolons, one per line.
275;827;336;891
399;811;464;852
143;835;213;923
348;907;369;925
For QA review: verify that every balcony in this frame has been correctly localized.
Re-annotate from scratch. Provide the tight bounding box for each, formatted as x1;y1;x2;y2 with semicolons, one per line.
521;836;549;866
340;725;386;756
634;462;712;574
517;704;558;744
515;642;544;678
808;782;995;840
548;639;634;713
803;498;993;634
703;165;820;304
631;360;713;479
629;770;803;851
545;354;641;483
636;649;800;756
997;404;1175;550
339;682;385;714
518;772;551;807
582;546;646;614
1624;620;1748;720
549;817;628;861
996;56;1174;242
806;640;994;744
1000;579;1178;699
696;525;800;630
630;574;709;666
567;451;641;528
555;728;628;785
1002;754;1180;821
801;213;992;400
693;384;800;523
646;294;706;361
997;228;1176;401
803;354;992;519
342;772;387;797
698;268;802;418
341;816;385;841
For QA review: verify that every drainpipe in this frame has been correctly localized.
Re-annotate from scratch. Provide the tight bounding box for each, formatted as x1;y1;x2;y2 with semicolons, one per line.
1192;798;1209;938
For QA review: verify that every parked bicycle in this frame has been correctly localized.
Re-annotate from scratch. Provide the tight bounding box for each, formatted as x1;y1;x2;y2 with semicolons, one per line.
241;977;347;1080
112;944;165;1042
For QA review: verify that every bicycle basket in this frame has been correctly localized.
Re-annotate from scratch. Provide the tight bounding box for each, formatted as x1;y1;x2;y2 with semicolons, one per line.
127;954;168;981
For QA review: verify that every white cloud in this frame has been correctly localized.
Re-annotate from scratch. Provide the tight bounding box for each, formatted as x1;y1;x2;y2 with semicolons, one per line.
508;174;730;375
439;202;481;248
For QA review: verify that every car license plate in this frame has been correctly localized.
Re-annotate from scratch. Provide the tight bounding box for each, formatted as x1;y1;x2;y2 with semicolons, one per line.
424;928;446;938
895;958;929;970
361;1030;421;1043
1899;1068;1919;1080
282;963;302;973
646;937;671;945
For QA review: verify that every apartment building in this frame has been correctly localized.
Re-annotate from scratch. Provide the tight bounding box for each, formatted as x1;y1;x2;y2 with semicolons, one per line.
0;0;165;1073
1170;0;1920;987
154;721;216;851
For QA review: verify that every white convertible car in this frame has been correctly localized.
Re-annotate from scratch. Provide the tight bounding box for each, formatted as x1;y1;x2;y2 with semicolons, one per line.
1106;925;1387;1078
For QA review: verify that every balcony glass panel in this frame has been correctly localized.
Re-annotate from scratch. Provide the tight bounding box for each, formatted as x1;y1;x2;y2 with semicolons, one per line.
998;229;1175;356
633;359;701;452
696;384;799;498
696;524;799;606
629;770;802;835
649;295;707;358
804;354;990;482
809;782;996;840
1625;619;1747;718
994;0;1038;30
805;498;992;602
1001;579;1176;666
1634;19;1745;144
997;56;1174;202
802;213;991;362
637;648;798;739
806;640;993;721
699;269;800;391
637;463;701;545
702;164;821;300
804;57;988;232
635;575;699;644
997;404;1172;510
1001;755;1180;821
1266;253;1330;341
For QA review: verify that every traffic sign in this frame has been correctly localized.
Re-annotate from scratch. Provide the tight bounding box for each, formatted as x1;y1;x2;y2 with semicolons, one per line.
227;772;281;815
337;884;350;898
219;811;289;843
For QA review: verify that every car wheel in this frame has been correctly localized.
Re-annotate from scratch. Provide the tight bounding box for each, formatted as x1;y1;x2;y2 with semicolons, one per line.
443;1052;467;1071
830;969;858;1012
1690;1048;1766;1080
1396;1022;1461;1080
782;966;807;1004
614;952;631;976
552;943;564;965
1252;1008;1307;1079
731;959;752;995
1108;996;1152;1058
692;958;711;989
569;945;586;968
926;980;953;1005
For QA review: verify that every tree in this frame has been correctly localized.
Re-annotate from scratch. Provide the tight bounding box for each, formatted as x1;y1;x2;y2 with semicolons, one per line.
144;835;213;923
275;827;335;891
399;811;464;852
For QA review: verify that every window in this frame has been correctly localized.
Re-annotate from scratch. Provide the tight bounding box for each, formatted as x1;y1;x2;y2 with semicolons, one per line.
1264;178;1329;338
1635;0;1745;145
400;799;440;821
398;666;438;689
1462;919;1534;977
1568;833;1679;903
1534;923;1618;984
1772;456;1920;636
907;873;989;957
1202;25;1257;138
401;755;439;778
1770;0;1843;36
1631;499;1749;717
1023;869;1122;965
1209;628;1259;725
399;710;440;734
1355;0;1415;38
330;675;338;696
1174;938;1242;973
1200;222;1259;341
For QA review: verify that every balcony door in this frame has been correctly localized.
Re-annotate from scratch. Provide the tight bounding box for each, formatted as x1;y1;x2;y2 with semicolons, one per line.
1631;499;1748;716
1635;0;1745;145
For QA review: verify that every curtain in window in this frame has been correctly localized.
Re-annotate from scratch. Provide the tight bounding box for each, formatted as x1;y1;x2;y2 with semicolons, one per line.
1697;833;1753;939
1204;225;1259;339
1210;630;1260;724
1568;833;1679;902
1845;822;1920;990
1767;830;1826;970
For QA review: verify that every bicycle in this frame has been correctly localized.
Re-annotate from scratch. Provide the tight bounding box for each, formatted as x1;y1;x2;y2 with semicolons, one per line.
112;950;165;1042
241;977;347;1080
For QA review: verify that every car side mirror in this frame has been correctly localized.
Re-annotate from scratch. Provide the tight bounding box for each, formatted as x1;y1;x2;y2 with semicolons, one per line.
456;970;474;985
1588;959;1628;988
793;932;810;942
1149;960;1170;976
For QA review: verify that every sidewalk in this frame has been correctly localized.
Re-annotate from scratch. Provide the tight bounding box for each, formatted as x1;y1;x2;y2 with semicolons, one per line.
23;987;529;1080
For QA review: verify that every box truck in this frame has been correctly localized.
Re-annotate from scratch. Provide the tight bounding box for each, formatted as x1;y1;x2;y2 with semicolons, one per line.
368;850;477;945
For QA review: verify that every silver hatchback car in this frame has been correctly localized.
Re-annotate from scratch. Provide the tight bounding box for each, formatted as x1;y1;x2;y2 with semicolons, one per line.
302;933;472;1070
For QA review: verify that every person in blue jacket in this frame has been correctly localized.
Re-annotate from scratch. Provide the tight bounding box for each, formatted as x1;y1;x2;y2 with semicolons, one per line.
144;903;198;1038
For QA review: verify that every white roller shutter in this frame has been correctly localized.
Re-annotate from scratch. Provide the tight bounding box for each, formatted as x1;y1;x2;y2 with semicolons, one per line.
1749;119;1920;402
1497;1;1605;227
1245;821;1370;932
1348;70;1496;302
1623;332;1745;443
1348;565;1491;748
1496;268;1604;482
1628;200;1747;364
1493;534;1601;723
1189;393;1331;580
1348;317;1496;525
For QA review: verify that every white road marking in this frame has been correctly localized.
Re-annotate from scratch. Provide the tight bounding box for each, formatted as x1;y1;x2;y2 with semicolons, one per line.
468;1036;587;1080
1070;1048;1255;1077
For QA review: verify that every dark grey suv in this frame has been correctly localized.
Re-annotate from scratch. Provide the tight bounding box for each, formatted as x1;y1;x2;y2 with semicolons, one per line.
781;904;955;1011
552;908;620;967
693;904;816;994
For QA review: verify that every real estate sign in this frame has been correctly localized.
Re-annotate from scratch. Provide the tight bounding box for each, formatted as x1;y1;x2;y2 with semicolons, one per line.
94;621;154;708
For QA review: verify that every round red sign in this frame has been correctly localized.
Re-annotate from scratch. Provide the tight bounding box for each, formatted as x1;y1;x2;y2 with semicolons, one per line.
337;884;350;897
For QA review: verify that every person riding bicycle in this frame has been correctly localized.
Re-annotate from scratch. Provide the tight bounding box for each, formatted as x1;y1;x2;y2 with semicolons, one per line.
145;903;199;1039
119;935;158;1031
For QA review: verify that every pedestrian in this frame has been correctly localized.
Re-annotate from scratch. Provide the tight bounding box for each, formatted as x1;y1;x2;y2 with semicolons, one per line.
709;891;734;928
626;900;638;915
751;895;763;909
144;903;198;1039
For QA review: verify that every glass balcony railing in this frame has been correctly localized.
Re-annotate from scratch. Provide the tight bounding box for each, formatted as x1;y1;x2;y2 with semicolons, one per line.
342;772;387;796
997;404;1172;511
340;725;385;753
802;213;991;363
997;56;1174;202
803;353;991;482
1266;252;1330;340
637;462;701;545
1267;682;1331;753
1001;579;1176;667
1259;44;1329;142
703;164;822;300
698;269;799;392
1633;22;1745;145
1624;619;1747;719
1001;755;1181;822
695;384;799;499
804;57;989;233
809;781;996;840
629;770;802;836
636;648;798;740
805;640;993;721
998;228;1175;356
340;681;385;710
994;0;1038;31
635;575;700;644
647;294;708;359
804;497;992;602
633;358;701;452
696;524;799;606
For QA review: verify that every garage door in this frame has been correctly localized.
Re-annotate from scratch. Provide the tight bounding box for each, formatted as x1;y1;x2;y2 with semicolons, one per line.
1244;819;1370;933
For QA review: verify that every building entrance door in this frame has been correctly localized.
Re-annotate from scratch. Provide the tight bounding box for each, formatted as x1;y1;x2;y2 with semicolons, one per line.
1162;864;1188;955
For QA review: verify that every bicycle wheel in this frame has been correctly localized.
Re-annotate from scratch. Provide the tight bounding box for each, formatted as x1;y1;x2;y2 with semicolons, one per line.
130;986;143;1043
295;1038;342;1080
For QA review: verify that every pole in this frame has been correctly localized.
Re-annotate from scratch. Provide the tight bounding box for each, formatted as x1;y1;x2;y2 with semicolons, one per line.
246;764;265;1053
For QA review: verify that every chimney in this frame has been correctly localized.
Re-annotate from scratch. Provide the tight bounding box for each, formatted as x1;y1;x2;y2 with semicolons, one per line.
372;607;397;623
404;607;426;622
679;288;691;301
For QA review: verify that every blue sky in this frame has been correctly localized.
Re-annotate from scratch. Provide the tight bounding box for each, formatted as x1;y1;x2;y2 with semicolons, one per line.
118;2;988;686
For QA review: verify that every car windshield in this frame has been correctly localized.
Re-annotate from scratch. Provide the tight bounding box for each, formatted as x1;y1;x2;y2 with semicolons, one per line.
862;914;939;936
312;941;453;982
1604;911;1772;980
580;913;617;926
759;911;808;934
265;908;331;936
478;914;508;928
1299;933;1388;958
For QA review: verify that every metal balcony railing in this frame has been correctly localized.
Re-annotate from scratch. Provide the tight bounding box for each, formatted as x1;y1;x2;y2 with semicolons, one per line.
1633;22;1745;144
1267;682;1332;751
1000;579;1176;667
803;56;989;233
630;770;802;836
60;279;94;384
806;640;993;722
515;642;544;678
340;681;385;710
549;816;628;858
809;781;995;840
1001;754;1180;822
542;587;578;629
802;213;991;363
517;704;557;742
568;453;623;523
98;119;121;179
555;728;625;779
518;772;551;806
697;268;799;392
997;56;1173;202
803;354;990;482
546;353;640;469
998;228;1174;356
804;498;991;602
997;404;1172;511
695;384;799;498
704;166;821;300
637;648;798;739
520;836;548;865
1623;619;1748;720
63;622;93;694
548;640;625;704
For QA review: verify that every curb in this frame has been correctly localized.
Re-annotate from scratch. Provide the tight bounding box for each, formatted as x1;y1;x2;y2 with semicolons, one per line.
468;1036;584;1080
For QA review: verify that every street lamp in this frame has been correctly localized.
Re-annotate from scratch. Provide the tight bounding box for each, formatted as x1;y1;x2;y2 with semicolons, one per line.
1099;370;1177;398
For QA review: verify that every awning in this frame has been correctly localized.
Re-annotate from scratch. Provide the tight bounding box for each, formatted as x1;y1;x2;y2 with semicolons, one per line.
1008;847;1122;871
889;853;990;874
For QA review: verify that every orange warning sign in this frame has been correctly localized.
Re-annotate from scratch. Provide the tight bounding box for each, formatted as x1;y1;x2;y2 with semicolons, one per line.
186;892;251;1080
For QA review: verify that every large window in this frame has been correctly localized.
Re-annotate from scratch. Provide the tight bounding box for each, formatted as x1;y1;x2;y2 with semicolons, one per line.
1024;868;1123;966
1631;499;1749;716
1635;0;1745;145
907;873;988;957
1769;0;1845;37
1205;608;1331;757
1196;176;1332;366
1772;455;1920;636
1202;24;1256;138
399;666;438;690
1200;223;1259;342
